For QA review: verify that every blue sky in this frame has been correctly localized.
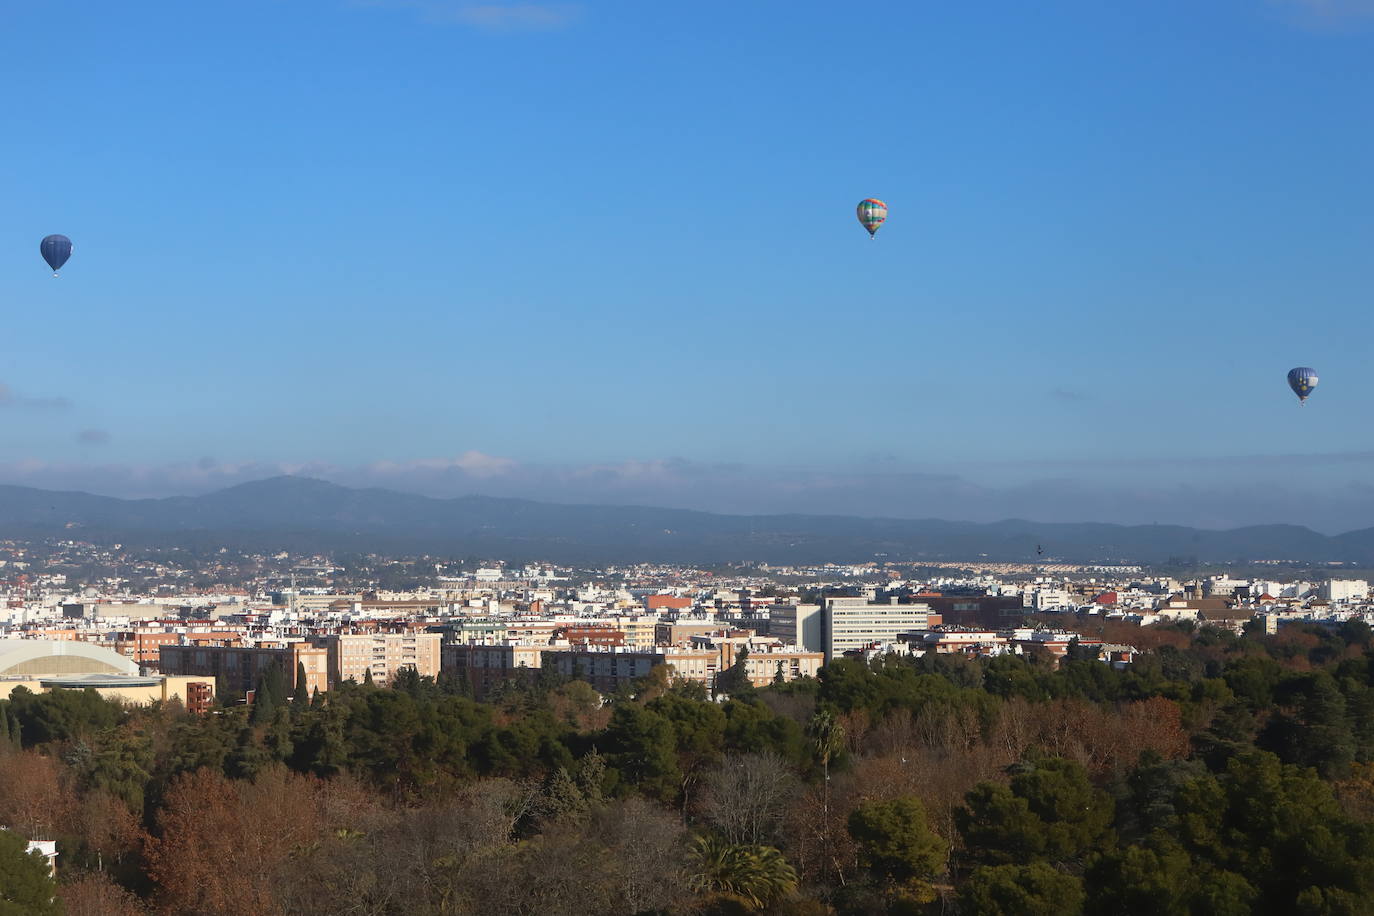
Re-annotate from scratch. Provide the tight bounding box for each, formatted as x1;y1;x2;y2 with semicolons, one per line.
2;0;1374;529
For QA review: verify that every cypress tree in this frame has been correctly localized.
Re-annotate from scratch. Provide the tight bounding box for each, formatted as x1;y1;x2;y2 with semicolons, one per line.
292;661;311;712
251;662;288;725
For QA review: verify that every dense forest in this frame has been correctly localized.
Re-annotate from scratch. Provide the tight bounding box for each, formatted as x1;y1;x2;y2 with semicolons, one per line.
6;620;1374;914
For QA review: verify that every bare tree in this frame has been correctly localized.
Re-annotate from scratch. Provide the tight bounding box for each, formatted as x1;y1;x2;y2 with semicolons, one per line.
592;797;690;916
695;752;800;848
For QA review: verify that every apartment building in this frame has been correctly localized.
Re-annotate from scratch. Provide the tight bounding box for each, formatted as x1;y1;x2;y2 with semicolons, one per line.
613;615;662;649
106;630;181;666
432;618;507;645
105;628;238;666
654;621;721;646
743;647;823;685
309;632;441;687
159;642;329;695
441;643;544;699
542;646;717;694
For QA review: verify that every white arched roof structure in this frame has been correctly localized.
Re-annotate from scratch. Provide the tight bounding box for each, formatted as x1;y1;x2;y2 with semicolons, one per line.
0;640;139;679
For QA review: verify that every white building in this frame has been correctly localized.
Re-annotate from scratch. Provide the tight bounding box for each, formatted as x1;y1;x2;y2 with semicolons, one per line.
823;597;932;662
1322;580;1369;603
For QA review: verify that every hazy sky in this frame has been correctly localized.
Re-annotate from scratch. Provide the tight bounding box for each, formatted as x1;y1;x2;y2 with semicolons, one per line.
3;0;1374;530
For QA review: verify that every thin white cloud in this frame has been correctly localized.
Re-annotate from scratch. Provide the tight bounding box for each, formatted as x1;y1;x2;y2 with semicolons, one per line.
0;383;73;411
366;450;516;479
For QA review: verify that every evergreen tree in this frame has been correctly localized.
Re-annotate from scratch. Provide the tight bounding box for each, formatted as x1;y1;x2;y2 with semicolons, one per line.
961;863;1084;916
291;662;310;713
288;706;348;777
848;795;946;907
0;829;61;915
576;749;607;803
715;646;754;698
957;757;1114;867
226;725;271;780
0;700;17;750
250;662;288;726
603;705;682;802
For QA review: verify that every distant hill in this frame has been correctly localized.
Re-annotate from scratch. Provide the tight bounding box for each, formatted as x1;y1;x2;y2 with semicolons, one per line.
0;475;1370;566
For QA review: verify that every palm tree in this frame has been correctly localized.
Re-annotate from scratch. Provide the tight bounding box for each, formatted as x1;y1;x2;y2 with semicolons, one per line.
687;834;798;910
807;709;845;873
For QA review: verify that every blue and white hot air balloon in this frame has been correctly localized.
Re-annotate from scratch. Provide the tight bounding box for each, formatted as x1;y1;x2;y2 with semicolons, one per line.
40;235;72;277
1287;367;1318;404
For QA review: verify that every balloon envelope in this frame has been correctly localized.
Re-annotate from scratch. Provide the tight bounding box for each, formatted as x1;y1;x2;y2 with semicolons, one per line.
40;235;72;274
1287;367;1318;402
857;198;887;237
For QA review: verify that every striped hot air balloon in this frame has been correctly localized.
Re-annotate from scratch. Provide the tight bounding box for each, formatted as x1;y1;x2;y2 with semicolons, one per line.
1287;367;1318;404
856;198;887;238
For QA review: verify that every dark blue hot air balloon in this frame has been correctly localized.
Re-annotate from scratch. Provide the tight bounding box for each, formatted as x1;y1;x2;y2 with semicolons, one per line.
40;235;72;276
1287;367;1318;404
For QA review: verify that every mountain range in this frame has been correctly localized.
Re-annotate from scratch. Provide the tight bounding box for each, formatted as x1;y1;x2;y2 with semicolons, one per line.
0;475;1370;566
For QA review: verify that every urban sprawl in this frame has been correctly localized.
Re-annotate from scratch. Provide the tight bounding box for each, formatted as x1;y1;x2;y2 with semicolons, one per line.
1;538;1366;708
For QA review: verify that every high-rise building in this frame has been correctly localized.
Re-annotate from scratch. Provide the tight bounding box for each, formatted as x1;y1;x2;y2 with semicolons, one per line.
1322;580;1369;603
768;603;823;653
822;597;931;661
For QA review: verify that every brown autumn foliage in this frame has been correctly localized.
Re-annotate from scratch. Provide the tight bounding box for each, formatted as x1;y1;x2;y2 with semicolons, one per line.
756;690;815;729
1030;615;1193;652
849;749;998;856
1334;762;1374;822
0;750;78;840
146;765;331;916
1271;628;1322;670
826;693;1189;860
1003;697;1189;775
58;871;149;916
454;801;689;916
546;679;612;731
860;695;1187;785
837;708;871;758
73;788;145;870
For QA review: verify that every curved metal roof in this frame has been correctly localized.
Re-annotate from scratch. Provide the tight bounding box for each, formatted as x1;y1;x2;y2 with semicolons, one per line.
0;640;139;678
38;674;161;689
